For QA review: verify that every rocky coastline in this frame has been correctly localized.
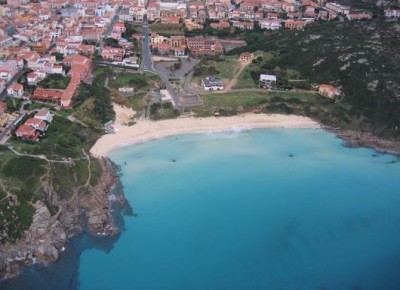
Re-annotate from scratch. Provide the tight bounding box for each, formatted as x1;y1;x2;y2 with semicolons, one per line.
325;126;400;156
0;157;127;280
1;117;399;282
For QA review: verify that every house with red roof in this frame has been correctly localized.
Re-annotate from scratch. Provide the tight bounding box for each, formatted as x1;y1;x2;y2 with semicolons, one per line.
15;124;40;141
239;52;253;62
210;21;231;30
21;51;41;70
318;84;339;99
113;22;126;33
232;21;254;30
161;16;180;24
27;71;46;85
32;88;64;104
24;118;48;132
63;55;92;82
7;83;24;98
152;43;171;55
101;47;126;61
60;77;79;108
285;20;308;30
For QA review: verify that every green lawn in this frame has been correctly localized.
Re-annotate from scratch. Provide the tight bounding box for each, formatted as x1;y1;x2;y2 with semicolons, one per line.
37;75;71;90
214;56;240;79
233;67;258;89
193;90;319;116
128;93;146;112
150;23;184;36
0;147;47;243
10;115;102;159
108;72;160;92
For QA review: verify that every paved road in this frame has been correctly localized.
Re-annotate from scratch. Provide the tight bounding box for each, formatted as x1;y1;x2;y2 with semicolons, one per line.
96;61;139;70
99;8;121;54
0;113;24;144
183;70;194;91
140;15;153;71
140;12;180;107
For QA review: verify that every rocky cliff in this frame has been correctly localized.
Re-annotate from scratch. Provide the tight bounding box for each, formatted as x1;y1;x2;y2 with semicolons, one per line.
0;158;123;279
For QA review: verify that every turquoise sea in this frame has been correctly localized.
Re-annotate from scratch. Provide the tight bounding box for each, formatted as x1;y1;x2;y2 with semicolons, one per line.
2;128;400;290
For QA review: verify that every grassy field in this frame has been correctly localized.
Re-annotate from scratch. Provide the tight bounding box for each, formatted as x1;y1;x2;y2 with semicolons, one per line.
233;68;258;89
1;112;102;242
233;52;303;90
150;23;184;36
107;70;161;113
193;90;320;117
193;56;239;80
149;102;180;120
37;75;71;90
213;56;240;79
50;160;88;199
108;71;160;92
0;147;47;243
10;115;102;159
193;88;358;131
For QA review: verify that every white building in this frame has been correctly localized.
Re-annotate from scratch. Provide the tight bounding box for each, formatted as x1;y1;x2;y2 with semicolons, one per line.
384;9;400;17
202;77;224;91
259;74;277;89
259;19;282;30
7;83;24;98
34;108;53;123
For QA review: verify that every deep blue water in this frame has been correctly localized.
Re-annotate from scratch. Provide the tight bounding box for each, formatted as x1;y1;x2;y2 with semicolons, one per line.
2;128;400;290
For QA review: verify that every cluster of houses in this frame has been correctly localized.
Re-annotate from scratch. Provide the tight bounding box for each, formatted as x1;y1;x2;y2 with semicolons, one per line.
150;33;226;57
0;52;92;109
0;0;394;64
32;54;92;108
15;108;53;141
124;0;381;34
0;0;384;114
150;34;186;57
0;59;24;96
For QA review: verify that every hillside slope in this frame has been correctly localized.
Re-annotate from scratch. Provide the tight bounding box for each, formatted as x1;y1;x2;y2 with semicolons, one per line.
230;19;400;138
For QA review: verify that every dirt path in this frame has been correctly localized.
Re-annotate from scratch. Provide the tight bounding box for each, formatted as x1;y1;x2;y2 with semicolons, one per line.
0;180;14;203
199;87;318;95
224;60;252;92
8;146;72;163
82;149;91;187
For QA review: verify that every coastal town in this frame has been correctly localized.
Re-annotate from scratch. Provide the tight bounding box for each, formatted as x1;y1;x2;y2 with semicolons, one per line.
0;0;400;283
0;0;398;143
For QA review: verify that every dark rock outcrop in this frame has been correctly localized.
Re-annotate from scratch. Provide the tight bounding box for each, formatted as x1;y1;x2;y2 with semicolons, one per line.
0;158;122;279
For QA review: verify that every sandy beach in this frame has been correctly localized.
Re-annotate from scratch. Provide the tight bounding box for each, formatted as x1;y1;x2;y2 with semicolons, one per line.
90;104;320;157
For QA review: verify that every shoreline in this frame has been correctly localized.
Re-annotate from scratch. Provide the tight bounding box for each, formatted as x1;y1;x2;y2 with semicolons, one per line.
326;126;400;156
90;110;321;157
92;104;400;157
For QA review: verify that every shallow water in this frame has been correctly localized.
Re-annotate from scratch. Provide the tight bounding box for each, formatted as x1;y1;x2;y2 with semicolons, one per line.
3;128;400;290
